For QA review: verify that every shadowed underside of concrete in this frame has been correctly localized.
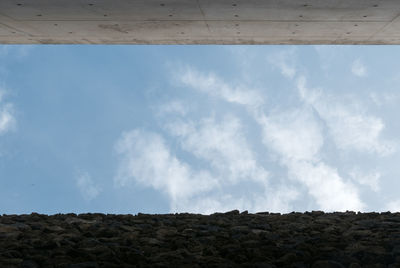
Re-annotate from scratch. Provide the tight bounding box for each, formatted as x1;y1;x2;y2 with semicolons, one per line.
1;0;400;44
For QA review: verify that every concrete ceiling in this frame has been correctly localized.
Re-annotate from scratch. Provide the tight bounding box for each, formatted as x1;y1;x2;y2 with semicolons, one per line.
1;0;400;44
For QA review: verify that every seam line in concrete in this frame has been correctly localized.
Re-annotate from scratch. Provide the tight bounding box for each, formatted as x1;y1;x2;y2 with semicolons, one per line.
366;10;400;42
196;0;210;33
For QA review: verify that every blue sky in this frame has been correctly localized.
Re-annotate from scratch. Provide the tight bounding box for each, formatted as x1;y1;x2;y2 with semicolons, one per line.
1;45;400;215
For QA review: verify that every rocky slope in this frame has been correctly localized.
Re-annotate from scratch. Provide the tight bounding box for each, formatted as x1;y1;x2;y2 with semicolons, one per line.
0;210;399;267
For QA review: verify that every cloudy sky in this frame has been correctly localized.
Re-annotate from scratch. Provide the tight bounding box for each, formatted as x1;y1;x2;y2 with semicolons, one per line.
1;45;400;215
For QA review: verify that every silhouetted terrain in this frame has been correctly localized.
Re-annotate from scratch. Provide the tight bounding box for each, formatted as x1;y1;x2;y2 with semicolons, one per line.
1;211;399;267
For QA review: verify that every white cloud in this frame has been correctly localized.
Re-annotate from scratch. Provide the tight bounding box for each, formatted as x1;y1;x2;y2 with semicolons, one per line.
369;92;400;106
288;161;364;211
351;59;367;77
0;45;34;59
0;104;15;134
386;199;400;212
178;68;264;109
0;89;16;135
165;118;195;137
257;106;364;211
257;108;323;162
297;76;395;156
156;100;187;116
166;115;269;185
349;168;381;192
115;61;397;213
326;111;392;155
76;172;102;201
297;76;322;104
268;48;297;79
177;186;300;214
174;67;368;212
254;185;301;213
114;127;300;214
114;129;219;206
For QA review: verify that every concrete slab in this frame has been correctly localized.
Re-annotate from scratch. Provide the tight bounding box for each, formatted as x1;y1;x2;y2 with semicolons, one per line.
0;0;400;44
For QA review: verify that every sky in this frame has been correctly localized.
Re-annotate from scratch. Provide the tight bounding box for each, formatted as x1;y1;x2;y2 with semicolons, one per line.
0;45;400;215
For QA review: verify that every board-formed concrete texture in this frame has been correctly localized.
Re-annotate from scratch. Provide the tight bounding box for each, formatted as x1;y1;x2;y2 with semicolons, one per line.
1;0;400;44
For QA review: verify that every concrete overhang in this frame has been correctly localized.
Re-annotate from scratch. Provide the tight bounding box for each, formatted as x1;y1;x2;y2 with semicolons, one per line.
1;0;400;44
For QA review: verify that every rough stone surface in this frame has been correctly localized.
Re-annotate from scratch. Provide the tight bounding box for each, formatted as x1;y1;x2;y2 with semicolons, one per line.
0;211;400;267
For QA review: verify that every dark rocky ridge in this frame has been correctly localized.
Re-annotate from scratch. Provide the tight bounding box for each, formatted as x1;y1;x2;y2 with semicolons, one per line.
1;211;400;267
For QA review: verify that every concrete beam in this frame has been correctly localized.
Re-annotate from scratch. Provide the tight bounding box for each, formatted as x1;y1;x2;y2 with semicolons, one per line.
1;0;400;44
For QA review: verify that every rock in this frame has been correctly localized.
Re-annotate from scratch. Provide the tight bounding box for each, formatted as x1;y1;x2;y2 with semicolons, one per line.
44;225;65;233
181;228;195;236
231;225;250;233
0;223;18;232
69;262;99;268
1;258;24;265
95;227;118;238
278;252;298;264
119;225;138;232
255;212;270;215
224;210;240;215
156;227;177;240
10;222;31;231
142;237;162;246
0;212;398;266
0;224;20;239
65;217;95;225
312;260;345;268
21;260;39;268
252;229;268;235
29;222;44;231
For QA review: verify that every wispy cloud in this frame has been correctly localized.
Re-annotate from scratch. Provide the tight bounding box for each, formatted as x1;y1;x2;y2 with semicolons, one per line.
114;123;297;214
369;92;400;106
114;47;398;213
257;108;323;162
0;45;34;59
156;100;187;117
114;129;219;208
257;107;364;211
166;115;269;185
351;59;367;77
386;199;400;212
349;168;381;192
297;76;395;156
0;89;16;135
0;104;15;134
267;48;297;79
178;67;264;109
288;161;364;211
76;172;102;201
176;67;365;212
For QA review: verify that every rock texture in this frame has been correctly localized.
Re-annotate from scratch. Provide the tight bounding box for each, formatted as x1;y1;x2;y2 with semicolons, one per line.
0;211;400;267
